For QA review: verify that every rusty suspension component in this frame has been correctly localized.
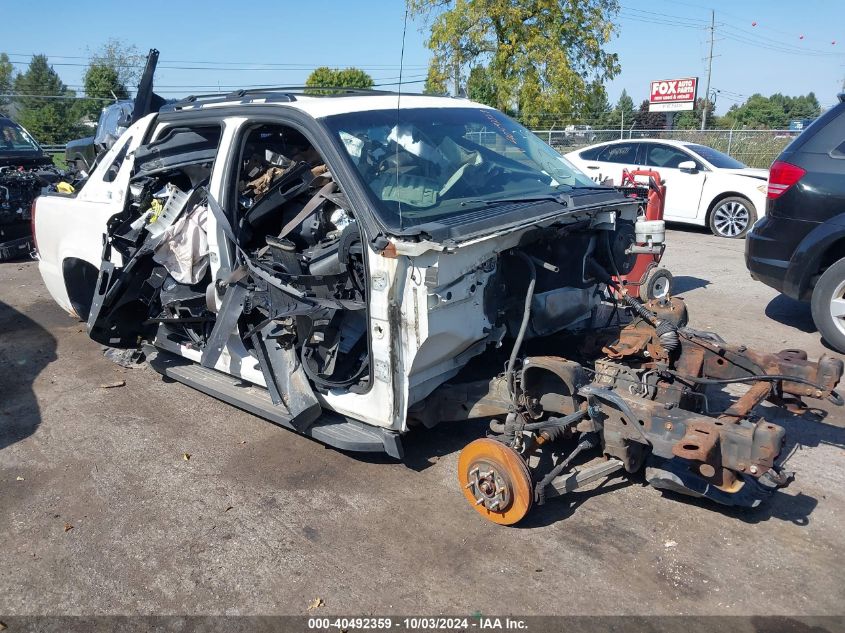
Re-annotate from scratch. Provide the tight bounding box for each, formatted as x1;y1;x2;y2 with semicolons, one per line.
454;295;843;524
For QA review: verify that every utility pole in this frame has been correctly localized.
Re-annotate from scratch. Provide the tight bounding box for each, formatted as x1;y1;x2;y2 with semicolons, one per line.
701;9;715;130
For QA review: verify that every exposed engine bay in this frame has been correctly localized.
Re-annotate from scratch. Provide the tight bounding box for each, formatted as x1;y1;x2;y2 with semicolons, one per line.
81;118;843;527
0;139;63;261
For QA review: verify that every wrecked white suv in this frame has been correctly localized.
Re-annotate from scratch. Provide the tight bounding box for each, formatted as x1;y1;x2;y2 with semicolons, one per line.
35;89;842;525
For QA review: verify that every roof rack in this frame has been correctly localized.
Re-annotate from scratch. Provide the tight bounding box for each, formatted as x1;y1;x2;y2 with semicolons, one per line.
162;86;403;112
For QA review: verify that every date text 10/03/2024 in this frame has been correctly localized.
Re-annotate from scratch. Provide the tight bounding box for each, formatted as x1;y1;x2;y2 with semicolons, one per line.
307;617;529;630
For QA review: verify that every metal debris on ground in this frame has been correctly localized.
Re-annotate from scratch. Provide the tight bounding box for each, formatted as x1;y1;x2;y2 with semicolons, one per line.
102;346;146;368
99;380;126;389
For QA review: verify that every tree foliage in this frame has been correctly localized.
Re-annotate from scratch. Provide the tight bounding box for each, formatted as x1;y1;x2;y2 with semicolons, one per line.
466;65;498;107
13;55;79;144
602;89;634;129
409;0;621;127
634;99;666;130
581;81;610;125
423;64;449;95
721;93;821;129
0;53;15;113
305;67;375;94
86;39;143;89
672;98;717;130
79;63;129;122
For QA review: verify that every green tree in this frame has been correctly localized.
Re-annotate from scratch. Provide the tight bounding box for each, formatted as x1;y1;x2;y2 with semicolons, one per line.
79;63;129;121
0;53;15;112
634;99;666;130
673;98;716;129
13;55;79;144
409;0;621;127
423;65;449;95
721;92;821;129
305;67;374;94
581;81;611;126
466;65;498;107
603;89;635;129
86;39;143;89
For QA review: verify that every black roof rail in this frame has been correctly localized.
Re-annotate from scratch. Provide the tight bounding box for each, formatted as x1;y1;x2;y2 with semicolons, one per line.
161;85;405;111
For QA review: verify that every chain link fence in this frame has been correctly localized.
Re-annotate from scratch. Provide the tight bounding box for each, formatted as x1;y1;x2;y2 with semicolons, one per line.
533;128;795;169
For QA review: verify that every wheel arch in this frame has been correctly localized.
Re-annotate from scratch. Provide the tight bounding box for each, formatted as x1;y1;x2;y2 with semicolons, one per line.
787;229;845;301
62;257;99;321
704;191;755;224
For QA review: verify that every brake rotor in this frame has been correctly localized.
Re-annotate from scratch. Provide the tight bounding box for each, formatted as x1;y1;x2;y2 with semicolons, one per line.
457;438;533;525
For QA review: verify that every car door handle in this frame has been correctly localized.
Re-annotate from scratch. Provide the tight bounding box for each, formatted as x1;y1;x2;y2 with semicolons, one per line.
586;165;599;170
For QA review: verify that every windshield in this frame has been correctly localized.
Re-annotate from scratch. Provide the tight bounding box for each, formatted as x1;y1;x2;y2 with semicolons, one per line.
686;144;746;169
322;107;597;229
0;119;41;154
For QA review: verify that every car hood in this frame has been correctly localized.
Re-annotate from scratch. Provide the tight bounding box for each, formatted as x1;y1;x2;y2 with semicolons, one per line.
0;152;53;169
718;167;769;180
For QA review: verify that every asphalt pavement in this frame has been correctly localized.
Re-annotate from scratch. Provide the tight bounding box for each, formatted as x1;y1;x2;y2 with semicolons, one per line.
1;228;843;617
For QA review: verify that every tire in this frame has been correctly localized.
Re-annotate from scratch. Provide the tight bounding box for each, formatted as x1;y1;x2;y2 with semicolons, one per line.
639;266;673;302
810;257;845;353
708;196;757;239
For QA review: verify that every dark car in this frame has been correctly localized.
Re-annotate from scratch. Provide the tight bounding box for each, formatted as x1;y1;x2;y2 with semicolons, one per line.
746;94;845;352
0;116;60;260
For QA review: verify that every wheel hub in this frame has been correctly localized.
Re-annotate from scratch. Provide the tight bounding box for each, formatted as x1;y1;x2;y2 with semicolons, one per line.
458;438;533;525
714;201;749;237
465;461;512;511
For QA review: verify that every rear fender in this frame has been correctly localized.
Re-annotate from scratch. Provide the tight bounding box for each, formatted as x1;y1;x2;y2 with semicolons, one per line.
785;215;845;300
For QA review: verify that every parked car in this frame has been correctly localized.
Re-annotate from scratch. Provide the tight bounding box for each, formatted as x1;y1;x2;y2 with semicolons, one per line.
33;89;841;525
746;94;845;353
565;139;768;238
0;115;61;261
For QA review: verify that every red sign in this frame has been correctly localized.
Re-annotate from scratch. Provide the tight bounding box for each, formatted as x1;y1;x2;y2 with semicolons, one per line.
649;77;698;112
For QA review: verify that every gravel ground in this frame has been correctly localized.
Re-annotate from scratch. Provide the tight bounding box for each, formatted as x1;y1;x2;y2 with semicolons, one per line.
1;228;843;617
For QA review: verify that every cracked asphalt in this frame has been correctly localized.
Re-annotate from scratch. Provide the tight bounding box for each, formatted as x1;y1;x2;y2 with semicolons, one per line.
1;229;843;616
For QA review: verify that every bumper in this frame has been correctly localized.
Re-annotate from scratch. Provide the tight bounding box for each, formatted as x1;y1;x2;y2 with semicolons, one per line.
746;215;815;301
746;216;791;295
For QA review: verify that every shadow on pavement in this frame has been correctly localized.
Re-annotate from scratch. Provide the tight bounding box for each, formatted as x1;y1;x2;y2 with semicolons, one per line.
765;294;817;334
672;275;711;294
0;298;57;450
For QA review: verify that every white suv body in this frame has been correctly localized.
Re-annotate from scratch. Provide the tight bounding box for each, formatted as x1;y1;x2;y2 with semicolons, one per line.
32;90;839;525
34;92;636;454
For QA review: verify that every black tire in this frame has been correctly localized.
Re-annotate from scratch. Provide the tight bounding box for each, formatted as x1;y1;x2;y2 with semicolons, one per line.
708;196;757;239
810;257;845;353
639;266;674;302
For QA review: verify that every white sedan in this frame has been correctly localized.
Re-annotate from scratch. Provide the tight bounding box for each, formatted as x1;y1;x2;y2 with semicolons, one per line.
565;139;768;238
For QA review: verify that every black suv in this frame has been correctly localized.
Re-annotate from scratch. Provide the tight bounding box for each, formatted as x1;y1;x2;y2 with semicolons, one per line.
746;94;845;352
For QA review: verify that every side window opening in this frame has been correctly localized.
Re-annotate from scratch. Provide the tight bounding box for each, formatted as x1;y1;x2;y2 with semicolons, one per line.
231;123;370;395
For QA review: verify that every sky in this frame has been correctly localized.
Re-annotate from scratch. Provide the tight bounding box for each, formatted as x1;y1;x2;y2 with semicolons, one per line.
1;0;843;119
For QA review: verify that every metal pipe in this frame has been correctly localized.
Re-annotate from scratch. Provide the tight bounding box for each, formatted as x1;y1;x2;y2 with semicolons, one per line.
505;252;537;397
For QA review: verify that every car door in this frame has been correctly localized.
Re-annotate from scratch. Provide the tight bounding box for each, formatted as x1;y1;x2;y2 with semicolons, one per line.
578;142;642;185
641;143;706;221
